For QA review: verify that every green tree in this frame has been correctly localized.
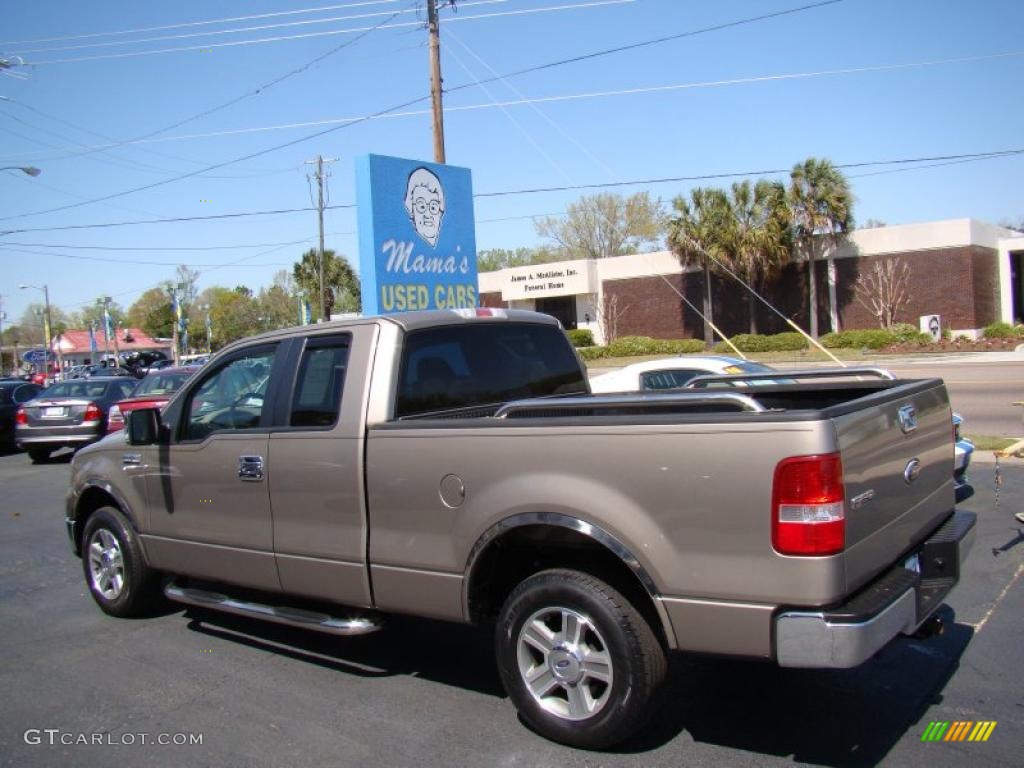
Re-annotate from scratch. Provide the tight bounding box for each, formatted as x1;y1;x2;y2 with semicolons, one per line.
199;286;260;350
535;192;665;260
721;180;792;334
70;300;126;334
256;271;298;331
788;158;854;337
667;187;731;345
17;303;69;345
476;246;562;272
292;249;360;321
127;287;175;339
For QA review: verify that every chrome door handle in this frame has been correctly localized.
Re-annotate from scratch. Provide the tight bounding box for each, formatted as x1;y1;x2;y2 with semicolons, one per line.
238;455;264;482
122;453;142;466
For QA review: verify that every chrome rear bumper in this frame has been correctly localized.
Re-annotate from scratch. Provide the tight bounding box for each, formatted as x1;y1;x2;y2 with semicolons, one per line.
775;510;976;668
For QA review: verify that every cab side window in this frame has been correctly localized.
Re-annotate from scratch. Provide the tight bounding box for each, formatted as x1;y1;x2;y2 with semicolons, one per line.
184;349;275;440
290;336;350;428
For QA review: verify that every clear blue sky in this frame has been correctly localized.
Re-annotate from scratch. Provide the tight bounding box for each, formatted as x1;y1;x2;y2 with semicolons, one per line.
2;0;1022;324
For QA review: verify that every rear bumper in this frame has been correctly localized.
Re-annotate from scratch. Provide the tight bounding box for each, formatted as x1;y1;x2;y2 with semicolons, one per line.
16;424;102;449
775;510;976;668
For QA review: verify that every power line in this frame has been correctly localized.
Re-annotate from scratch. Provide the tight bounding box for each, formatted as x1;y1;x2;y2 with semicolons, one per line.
19;0;532;65
19;34;1011;162
5;3;420;171
442;0;847;99
0;238;318;252
0;1;402;46
0;207;323;236
473;149;1024;198
12;3;435;54
2;147;1020;238
0;244;303;268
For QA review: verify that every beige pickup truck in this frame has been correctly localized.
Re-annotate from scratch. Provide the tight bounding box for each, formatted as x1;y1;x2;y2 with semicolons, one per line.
66;309;974;748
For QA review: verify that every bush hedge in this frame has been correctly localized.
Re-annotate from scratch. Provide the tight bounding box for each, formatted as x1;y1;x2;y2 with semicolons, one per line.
713;332;809;353
566;328;595;347
982;322;1024;339
820;329;898;349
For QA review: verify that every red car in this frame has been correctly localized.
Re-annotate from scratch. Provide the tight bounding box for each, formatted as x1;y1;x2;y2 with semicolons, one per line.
107;367;199;434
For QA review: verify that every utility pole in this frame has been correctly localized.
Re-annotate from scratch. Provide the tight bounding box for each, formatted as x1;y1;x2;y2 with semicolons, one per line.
305;155;337;322
427;0;447;163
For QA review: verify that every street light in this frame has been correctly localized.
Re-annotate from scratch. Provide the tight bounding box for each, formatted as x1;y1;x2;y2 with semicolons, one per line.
18;283;54;381
1;165;41;177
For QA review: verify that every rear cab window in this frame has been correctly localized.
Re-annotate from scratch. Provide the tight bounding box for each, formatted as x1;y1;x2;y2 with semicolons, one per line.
395;323;587;418
289;335;351;428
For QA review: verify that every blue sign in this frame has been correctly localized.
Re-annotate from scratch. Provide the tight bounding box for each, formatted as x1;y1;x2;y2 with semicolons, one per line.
356;154;478;315
22;348;47;365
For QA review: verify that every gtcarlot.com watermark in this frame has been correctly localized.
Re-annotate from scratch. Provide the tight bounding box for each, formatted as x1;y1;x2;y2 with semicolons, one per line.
24;729;203;747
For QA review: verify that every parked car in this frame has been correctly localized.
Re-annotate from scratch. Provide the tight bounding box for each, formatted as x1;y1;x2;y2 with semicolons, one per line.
16;377;138;462
953;413;974;502
0;381;44;451
589;355;778;392
81;364;133;378
62;365;88;380
106;367;199;433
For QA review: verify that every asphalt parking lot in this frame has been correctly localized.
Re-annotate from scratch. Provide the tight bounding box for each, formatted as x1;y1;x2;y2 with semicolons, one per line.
0;449;1021;768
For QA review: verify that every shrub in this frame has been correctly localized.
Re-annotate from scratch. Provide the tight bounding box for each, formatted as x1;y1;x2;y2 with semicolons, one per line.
566;328;594;347
657;339;707;354
820;329;897;349
982;322;1022;339
577;346;610;361
606;336;657;357
890;323;921;343
713;332;809;353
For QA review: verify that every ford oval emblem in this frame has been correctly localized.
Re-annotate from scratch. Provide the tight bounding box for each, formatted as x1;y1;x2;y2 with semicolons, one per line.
904;458;921;484
898;404;918;434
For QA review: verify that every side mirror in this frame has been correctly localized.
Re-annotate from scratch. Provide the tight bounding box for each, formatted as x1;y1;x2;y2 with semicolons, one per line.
125;407;162;446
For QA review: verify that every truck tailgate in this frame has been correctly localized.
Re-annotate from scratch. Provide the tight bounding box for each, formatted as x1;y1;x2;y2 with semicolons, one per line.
832;378;955;594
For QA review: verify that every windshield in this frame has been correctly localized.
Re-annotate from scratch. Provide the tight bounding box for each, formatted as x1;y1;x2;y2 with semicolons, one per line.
132;371;192;397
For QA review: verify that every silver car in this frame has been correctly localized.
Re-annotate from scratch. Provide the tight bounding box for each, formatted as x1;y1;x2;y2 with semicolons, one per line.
16;377;138;463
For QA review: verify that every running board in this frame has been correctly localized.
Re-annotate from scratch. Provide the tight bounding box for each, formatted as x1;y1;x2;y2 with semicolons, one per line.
164;583;382;637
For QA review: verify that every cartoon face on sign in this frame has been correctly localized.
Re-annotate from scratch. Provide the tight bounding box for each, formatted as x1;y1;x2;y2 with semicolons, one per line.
404;167;446;247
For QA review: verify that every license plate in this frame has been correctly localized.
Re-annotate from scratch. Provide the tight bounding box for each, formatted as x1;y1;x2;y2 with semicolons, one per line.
43;406;65;418
904;553;921;574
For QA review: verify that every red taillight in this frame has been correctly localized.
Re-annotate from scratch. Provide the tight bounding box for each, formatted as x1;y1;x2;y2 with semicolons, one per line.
772;453;845;556
83;402;103;422
15;407;27;426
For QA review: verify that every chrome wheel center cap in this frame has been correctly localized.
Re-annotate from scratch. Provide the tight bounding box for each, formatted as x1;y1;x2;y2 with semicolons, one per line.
549;647;582;684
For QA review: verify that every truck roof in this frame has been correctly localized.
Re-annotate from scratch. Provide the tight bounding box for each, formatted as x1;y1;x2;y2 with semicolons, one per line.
213;308;561;356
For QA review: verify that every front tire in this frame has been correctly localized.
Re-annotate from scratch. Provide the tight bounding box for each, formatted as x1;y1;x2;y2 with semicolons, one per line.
81;506;161;618
495;569;666;749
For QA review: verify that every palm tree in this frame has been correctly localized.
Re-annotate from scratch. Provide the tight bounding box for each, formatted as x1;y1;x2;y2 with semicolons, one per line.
788;158;854;337
667;187;730;345
723;180;792;334
292;248;361;321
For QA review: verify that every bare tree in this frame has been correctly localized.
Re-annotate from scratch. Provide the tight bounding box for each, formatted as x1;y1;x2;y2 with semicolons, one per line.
855;257;911;328
535;192;665;260
597;293;630;344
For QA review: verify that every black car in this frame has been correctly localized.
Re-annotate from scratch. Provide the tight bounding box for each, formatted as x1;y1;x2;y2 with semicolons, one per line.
15;377;138;462
0;381;44;451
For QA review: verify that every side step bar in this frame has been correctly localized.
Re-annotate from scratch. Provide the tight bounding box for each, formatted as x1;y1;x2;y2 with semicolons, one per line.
164;583;382;637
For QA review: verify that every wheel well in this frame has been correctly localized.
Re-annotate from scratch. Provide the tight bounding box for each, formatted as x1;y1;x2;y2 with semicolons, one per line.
73;487;120;553
466;524;668;647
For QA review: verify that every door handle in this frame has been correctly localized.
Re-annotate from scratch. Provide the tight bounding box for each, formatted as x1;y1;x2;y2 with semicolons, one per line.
238;455;264;482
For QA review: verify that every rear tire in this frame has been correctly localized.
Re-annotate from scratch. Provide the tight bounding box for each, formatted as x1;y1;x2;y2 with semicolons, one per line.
81;506;161;618
495;569;666;749
27;447;51;463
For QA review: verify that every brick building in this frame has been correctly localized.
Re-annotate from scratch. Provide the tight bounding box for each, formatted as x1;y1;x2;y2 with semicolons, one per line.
478;218;1024;345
